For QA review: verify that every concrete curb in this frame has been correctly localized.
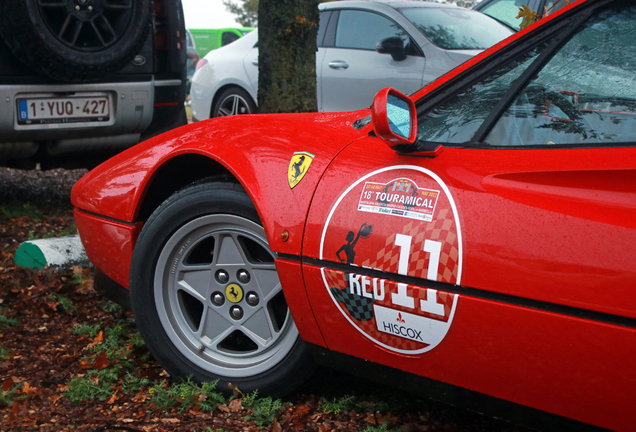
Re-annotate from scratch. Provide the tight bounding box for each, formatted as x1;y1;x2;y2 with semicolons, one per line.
14;235;91;269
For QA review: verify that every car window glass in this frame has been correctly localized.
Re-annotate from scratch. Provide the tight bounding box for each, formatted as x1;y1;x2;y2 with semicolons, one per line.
399;7;514;49
416;45;546;144
222;32;240;46
186;31;195;49
335;10;407;50
546;0;568;14
478;0;528;29
487;5;636;146
317;11;332;47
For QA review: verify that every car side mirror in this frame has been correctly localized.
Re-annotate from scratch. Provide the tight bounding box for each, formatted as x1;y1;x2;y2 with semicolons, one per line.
371;87;417;149
376;36;407;62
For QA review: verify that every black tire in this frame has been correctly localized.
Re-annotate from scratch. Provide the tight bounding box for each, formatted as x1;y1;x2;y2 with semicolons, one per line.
130;180;315;396
212;87;257;117
0;0;152;82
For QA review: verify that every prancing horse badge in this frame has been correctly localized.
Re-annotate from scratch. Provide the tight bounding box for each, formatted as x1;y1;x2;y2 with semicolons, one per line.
288;151;314;189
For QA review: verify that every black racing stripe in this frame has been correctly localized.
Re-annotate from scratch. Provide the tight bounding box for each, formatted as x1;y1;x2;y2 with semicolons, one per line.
276;253;301;262
74;208;137;227
302;257;636;330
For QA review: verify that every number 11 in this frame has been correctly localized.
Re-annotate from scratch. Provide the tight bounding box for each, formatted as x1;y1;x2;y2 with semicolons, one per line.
391;233;445;316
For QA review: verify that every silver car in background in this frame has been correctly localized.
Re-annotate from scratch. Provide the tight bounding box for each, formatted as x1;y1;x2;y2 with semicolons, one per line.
191;0;513;120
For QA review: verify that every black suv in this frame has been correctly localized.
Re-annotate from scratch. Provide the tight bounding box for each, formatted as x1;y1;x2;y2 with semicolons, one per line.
0;0;187;166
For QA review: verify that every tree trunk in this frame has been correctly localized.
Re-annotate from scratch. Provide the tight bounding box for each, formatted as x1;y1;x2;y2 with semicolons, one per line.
258;0;319;114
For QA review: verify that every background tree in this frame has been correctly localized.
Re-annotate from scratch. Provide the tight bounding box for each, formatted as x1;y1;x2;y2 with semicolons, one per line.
223;0;259;27
257;0;319;114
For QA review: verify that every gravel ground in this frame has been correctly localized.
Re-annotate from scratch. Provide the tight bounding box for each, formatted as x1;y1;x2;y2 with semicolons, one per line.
0;167;87;208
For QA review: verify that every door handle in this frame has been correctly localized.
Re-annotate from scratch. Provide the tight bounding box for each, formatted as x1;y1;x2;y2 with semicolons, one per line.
252;59;258;66
329;60;349;69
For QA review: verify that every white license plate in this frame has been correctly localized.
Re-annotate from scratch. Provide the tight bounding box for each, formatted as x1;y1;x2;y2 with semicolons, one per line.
17;95;110;125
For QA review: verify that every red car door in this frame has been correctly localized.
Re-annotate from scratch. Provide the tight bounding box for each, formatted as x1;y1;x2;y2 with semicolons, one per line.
301;2;636;430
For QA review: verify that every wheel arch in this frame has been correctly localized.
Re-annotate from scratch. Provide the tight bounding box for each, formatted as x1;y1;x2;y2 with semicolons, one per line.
136;153;235;223
210;84;257;118
134;151;282;262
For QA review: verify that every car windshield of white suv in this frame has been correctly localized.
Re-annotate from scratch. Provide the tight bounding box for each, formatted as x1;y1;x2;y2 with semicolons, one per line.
399;7;514;50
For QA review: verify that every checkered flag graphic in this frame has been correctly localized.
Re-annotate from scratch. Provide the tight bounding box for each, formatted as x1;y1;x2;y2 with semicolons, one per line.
330;283;374;322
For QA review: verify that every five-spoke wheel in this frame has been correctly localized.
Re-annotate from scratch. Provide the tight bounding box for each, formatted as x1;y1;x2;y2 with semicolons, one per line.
212;88;256;117
155;214;298;377
130;180;314;396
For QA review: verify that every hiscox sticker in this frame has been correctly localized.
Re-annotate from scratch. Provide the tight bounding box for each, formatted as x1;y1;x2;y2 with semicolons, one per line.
320;166;462;354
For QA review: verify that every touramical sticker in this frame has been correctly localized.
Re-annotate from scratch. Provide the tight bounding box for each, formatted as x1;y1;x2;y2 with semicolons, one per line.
358;178;440;222
320;166;462;354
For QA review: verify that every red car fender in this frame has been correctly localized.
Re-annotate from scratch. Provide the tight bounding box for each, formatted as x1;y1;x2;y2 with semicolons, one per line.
72;110;368;289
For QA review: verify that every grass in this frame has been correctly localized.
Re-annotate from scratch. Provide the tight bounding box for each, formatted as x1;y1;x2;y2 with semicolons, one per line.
26;222;78;241
121;373;151;393
315;394;408;431
0;345;10;359
65;320;150;403
63;314;291;425
65;367;154;404
72;323;101;338
71;267;88;287
60;305;409;428
149;377;225;414
64;373;116;403
49;293;79;313
55;222;78;238
99;301;123;314
0;201;77;241
361;422;406;432
0;382;25;408
320;394;359;414
242;389;259;407
99;321;145;349
244;395;289;427
0;202;43;220
90;320;147;367
0;306;19;330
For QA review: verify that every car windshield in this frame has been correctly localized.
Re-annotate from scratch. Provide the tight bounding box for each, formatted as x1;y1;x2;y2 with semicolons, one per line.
398;7;514;50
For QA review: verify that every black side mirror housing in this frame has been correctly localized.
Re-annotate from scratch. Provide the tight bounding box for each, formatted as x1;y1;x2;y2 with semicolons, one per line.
376;36;407;62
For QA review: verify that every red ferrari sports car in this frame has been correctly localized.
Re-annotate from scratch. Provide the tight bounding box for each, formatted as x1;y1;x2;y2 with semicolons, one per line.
72;0;636;429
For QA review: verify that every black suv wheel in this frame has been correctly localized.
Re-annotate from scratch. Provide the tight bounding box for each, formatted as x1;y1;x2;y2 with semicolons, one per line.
0;0;152;83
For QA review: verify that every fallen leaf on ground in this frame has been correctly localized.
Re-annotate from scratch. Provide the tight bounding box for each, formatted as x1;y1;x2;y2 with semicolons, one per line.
107;389;119;404
228;398;243;412
272;417;282;432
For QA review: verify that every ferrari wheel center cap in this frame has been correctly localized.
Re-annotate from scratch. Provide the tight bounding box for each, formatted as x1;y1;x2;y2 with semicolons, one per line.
225;283;244;303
